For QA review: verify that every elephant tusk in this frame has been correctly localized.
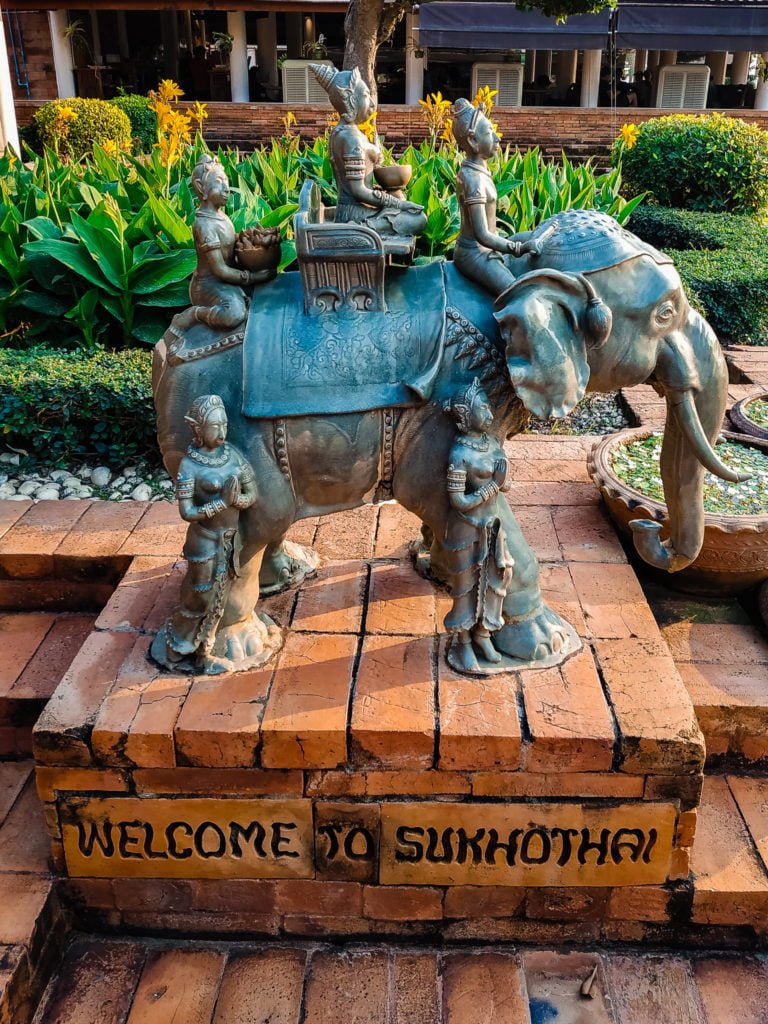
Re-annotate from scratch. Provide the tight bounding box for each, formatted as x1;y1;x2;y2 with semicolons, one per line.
629;519;691;572
671;390;750;484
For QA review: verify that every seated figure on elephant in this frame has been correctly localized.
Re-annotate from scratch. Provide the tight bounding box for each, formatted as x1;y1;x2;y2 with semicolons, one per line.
309;63;427;242
452;97;547;297
171;154;281;337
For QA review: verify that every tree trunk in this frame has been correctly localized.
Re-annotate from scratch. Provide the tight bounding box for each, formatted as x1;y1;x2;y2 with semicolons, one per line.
343;0;409;105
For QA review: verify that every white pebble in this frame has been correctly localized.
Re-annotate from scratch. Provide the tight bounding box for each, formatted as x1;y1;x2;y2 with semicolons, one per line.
49;469;70;483
36;486;61;500
159;479;174;490
131;483;153;501
91;466;112;487
0;486;17;499
109;491;123;501
111;476;126;488
123;465;138;477
0;453;20;466
76;488;94;499
7;493;28;501
17;481;41;496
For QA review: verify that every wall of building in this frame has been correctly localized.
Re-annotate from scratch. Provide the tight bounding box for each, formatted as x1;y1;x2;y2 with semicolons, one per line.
4;11;57;101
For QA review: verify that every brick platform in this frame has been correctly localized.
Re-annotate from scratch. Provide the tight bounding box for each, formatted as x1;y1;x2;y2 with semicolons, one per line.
0;440;711;937
725;346;768;389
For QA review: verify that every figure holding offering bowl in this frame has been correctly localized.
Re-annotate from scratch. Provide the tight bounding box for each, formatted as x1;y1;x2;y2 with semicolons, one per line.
310;63;427;240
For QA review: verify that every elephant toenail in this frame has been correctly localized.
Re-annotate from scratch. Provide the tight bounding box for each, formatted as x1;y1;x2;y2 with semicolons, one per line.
534;643;548;661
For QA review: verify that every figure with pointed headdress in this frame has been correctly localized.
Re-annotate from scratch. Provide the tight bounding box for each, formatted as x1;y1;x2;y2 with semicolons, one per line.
452;97;542;297
443;379;515;673
309;63;427;239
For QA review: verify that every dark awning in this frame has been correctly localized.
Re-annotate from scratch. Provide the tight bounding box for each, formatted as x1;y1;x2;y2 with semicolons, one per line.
418;3;611;50
616;4;768;50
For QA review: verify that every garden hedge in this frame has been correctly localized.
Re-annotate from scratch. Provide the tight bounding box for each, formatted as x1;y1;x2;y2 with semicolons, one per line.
0;348;157;468
629;206;768;345
33;98;132;160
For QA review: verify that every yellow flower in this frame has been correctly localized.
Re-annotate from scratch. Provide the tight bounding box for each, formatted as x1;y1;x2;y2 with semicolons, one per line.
56;104;78;124
619;123;639;150
357;111;377;142
281;110;298;136
441;117;455;144
418;92;451;134
191;100;208;132
326;111;340;131
7;152;16;169
101;138;118;157
473;85;499;112
157;79;184;104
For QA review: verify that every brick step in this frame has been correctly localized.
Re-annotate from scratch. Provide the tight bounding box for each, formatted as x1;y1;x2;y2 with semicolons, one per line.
0;612;96;757
31;935;768;1024
725;346;768;387
0;761;62;1024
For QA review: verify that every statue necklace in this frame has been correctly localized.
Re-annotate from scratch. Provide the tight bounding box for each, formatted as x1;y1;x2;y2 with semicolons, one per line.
187;443;230;467
462;159;492;178
457;432;490;452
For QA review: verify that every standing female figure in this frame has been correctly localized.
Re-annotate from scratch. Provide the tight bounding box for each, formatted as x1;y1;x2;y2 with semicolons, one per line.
443;379;516;674
154;394;259;674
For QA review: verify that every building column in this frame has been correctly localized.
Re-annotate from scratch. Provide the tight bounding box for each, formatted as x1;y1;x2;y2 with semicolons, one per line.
0;14;19;152
580;48;601;107
554;49;578;92
524;50;537;83
183;12;194;55
535;49;552;80
116;12;130;60
705;51;728;85
48;10;76;98
285;13;302;59
660;50;677;67
730;51;751;85
227;10;248;102
161;12;179;81
89;12;102;65
756;53;768;109
405;12;424;104
256;13;278;94
635;49;648;72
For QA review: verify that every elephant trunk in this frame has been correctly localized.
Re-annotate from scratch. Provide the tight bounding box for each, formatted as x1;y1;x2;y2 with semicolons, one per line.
630;310;746;573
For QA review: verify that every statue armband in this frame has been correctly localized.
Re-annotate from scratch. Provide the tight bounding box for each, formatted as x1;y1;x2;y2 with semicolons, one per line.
176;475;194;500
202;498;226;519
447;466;466;493
343;151;366;181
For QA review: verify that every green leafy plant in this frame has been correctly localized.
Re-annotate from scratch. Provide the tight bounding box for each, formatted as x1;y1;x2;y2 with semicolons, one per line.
0;347;156;467
514;0;617;21
110;94;158;153
630;205;768;344
614;113;768;215
33;98;131;160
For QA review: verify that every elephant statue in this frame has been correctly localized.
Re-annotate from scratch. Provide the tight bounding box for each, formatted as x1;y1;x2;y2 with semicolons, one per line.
152;205;743;675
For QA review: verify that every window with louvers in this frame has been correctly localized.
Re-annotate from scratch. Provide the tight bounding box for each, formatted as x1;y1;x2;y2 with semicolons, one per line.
282;60;333;104
656;65;710;109
471;64;524;107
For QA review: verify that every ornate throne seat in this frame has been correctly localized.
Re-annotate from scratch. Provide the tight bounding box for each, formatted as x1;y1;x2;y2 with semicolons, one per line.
294;181;415;314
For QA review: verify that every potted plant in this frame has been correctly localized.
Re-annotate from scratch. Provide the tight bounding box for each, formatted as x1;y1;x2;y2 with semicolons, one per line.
730;390;768;442
212;31;234;61
588;427;768;612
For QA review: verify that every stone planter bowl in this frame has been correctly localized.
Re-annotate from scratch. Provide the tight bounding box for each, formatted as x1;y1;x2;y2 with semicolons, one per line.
373;164;412;190
730;390;768;442
235;227;281;273
588;426;768;598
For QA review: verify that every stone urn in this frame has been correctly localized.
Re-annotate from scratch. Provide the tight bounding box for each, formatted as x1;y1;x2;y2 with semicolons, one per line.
588;427;768;601
730;390;768;442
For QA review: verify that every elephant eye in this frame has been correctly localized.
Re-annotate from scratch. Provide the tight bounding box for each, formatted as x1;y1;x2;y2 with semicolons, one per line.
655;301;676;326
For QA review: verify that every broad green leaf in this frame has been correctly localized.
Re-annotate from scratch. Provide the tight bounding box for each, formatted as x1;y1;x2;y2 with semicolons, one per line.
23;238;118;294
129;248;196;293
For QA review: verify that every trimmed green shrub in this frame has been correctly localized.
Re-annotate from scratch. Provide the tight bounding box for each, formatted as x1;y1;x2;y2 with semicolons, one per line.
0;348;157;467
110;94;157;153
630;205;768;344
616;113;768;215
33;98;131;159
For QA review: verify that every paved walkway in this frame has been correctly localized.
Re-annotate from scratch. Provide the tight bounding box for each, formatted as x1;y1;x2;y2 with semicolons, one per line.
31;937;768;1024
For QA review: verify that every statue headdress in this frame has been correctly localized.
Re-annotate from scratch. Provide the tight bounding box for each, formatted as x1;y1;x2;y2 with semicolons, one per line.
309;62;368;122
451;97;485;152
444;377;484;433
185;394;226;444
191;154;225;197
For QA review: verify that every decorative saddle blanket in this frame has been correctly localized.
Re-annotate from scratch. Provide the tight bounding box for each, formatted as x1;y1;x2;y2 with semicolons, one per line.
242;262;447;418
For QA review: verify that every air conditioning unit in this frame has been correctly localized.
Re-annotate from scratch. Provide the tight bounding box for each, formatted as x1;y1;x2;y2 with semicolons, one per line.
657;64;711;109
281;59;332;104
471;63;523;107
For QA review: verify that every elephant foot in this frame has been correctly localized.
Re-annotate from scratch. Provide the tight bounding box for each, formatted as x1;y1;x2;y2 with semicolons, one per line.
410;538;450;587
446;606;581;677
150;612;283;677
259;540;320;596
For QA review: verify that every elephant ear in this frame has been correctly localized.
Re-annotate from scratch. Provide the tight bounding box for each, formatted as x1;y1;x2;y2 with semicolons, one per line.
493;269;592;420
